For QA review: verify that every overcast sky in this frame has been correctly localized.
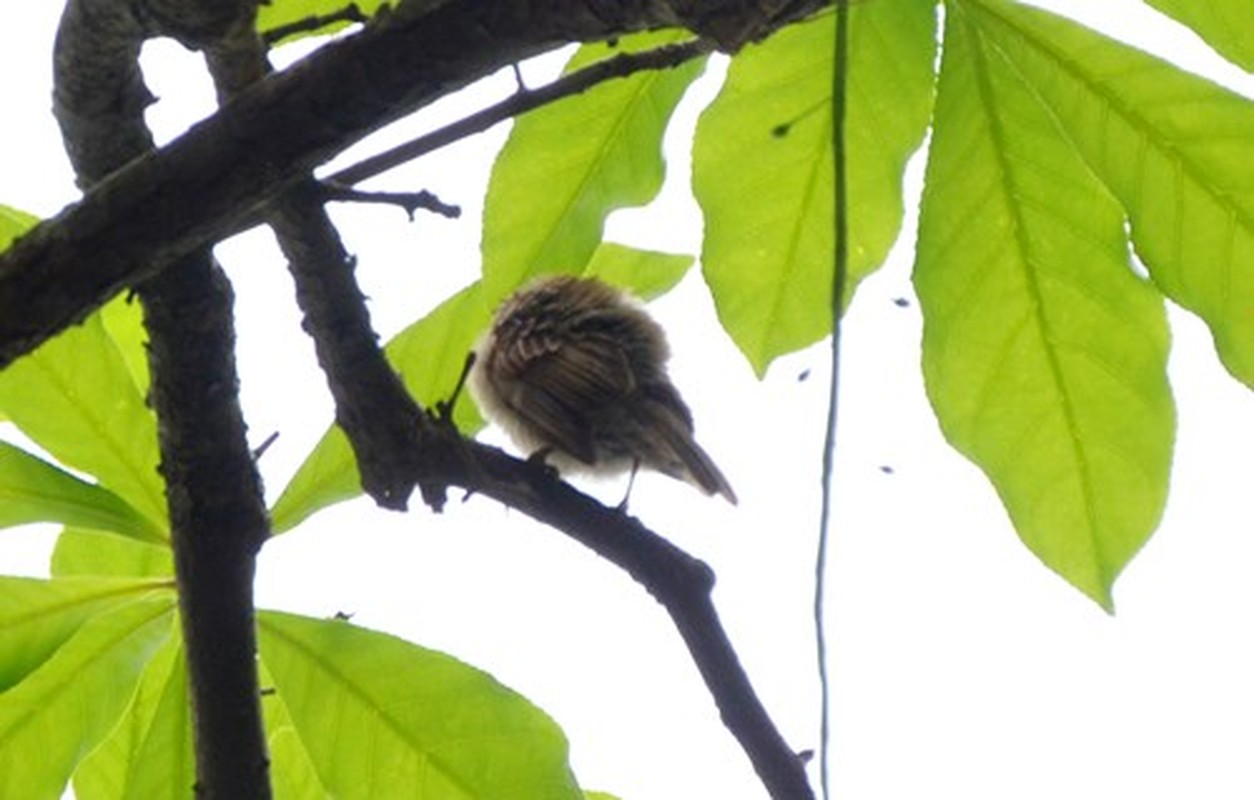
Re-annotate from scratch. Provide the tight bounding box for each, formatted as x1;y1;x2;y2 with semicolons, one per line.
3;3;1254;799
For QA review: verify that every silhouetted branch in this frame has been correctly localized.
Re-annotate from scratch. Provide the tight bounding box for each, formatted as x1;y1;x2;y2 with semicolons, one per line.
53;2;272;798
0;0;828;368
321;183;461;219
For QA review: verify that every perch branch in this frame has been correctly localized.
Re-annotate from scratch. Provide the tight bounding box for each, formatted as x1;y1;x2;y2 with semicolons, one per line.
402;426;816;800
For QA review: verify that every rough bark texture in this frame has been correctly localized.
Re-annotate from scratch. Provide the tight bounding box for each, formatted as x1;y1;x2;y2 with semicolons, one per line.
137;253;271;799
53;2;273;797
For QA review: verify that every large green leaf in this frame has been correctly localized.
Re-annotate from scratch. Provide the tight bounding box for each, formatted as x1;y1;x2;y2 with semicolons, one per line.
257;611;583;800
915;3;1174;609
0;310;165;528
1144;0;1254;71
51;527;174;579
0;442;164;543
72;626;193;800
693;0;937;375
964;0;1254;386
0;584;175;799
481;29;706;305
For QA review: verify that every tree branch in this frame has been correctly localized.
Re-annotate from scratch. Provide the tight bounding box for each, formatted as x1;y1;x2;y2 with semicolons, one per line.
405;425;816;799
328;36;717;187
54;2;272;797
0;0;827;369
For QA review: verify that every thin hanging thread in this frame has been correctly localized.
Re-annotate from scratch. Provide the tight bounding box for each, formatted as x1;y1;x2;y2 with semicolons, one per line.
816;2;851;799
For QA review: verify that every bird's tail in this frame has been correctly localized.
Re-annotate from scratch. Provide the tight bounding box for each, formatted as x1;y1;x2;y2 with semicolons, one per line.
666;427;738;505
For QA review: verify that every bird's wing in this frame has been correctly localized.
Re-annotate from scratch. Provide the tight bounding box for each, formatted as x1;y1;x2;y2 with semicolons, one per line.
502;331;635;465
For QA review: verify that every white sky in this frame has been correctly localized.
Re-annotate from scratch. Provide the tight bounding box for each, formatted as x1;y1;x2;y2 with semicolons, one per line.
3;3;1254;799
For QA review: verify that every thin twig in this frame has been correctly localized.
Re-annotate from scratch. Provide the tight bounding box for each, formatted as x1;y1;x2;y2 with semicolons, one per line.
261;3;367;46
816;3;851;800
320;183;461;219
328;37;716;187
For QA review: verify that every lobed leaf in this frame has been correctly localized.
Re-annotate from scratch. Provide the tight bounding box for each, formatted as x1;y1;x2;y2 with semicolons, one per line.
257;611;583;800
965;0;1254;386
694;0;938;375
916;3;1175;608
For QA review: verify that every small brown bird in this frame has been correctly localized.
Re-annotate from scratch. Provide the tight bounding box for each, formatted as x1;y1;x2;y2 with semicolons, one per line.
469;275;737;504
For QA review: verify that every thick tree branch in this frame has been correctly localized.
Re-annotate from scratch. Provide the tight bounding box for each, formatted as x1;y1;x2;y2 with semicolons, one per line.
405;425;816;799
137;253;272;799
0;0;827;369
53;2;272;798
204;24;446;513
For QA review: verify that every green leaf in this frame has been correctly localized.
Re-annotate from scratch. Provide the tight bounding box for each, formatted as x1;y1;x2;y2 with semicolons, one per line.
100;295;151;399
268;427;357;536
0;587;175;799
0;204;38;252
915;3;1174;609
584;242;693;300
72;626;193;800
0;442;164;543
257;651;331;799
51;528;174;579
694;0;938;375
1143;0;1254;71
256;0;391;44
0;312;165;528
257;611;582;800
481;30;707;305
0;575;166;692
963;0;1254;386
263;656;332;799
269;725;329;800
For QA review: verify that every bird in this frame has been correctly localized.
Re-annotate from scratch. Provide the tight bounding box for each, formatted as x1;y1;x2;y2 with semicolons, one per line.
469;274;737;505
